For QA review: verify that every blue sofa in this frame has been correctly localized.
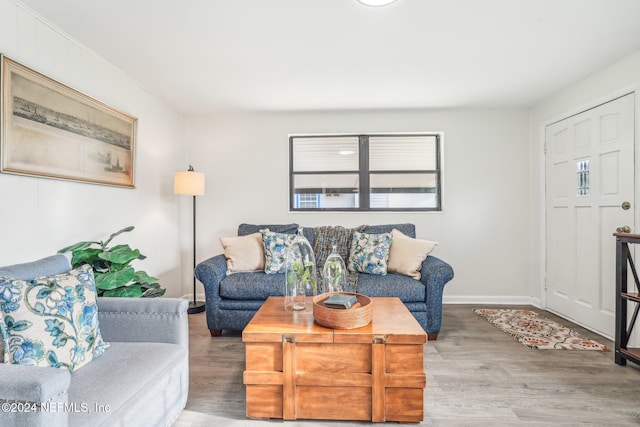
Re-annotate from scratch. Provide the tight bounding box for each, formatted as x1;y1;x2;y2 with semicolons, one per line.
0;254;189;427
195;223;454;340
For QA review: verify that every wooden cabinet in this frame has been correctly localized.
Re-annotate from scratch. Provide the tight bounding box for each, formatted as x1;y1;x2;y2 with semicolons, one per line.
242;297;427;422
614;232;640;366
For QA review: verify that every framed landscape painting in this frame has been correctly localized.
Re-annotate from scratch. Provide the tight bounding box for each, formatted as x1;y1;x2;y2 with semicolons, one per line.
0;55;136;188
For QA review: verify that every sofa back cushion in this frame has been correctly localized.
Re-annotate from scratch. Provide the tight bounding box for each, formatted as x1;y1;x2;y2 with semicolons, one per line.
238;223;299;236
305;224;415;247
0;254;72;279
363;223;415;238
302;227;315;246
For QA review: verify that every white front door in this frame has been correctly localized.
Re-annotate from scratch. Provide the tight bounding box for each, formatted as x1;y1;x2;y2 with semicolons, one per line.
545;93;635;338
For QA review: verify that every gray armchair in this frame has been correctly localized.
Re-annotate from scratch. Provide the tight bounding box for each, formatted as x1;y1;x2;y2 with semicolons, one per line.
0;254;189;427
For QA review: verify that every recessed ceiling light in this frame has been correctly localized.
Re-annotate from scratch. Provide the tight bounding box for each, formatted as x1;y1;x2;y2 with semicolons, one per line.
356;0;399;6
339;150;356;155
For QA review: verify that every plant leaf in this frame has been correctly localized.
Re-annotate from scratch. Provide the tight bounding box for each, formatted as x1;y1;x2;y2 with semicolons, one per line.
72;248;102;267
103;284;142;298
142;287;166;297
102;226;135;247
95;268;136;290
58;241;98;254
98;245;140;265
135;270;158;284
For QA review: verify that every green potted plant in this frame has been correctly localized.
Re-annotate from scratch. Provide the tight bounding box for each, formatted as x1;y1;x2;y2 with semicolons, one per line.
58;226;165;298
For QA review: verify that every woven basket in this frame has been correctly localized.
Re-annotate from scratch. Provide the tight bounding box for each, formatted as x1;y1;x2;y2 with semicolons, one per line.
312;292;372;330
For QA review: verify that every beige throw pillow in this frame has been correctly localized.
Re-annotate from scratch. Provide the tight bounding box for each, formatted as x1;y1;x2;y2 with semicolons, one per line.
220;233;265;274
387;229;438;280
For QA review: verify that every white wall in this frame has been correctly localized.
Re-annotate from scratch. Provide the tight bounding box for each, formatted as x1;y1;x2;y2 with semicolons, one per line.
13;0;636;305
0;0;188;297
529;49;640;303
186;108;531;302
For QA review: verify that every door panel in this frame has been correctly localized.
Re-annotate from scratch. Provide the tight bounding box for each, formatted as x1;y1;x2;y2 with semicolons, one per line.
545;94;634;338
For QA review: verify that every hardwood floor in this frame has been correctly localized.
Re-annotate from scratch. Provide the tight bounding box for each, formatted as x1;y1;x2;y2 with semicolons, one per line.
174;305;640;426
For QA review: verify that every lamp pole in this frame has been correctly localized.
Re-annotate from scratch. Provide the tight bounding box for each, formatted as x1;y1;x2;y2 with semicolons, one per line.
188;191;205;313
175;165;206;314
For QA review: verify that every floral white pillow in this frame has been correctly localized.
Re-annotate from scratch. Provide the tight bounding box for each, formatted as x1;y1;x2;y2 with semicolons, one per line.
348;231;392;275
0;264;110;372
261;230;296;274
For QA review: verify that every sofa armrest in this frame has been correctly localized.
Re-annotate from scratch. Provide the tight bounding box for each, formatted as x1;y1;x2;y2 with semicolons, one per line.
0;364;70;402
0;364;69;427
421;255;454;283
420;255;454;336
420;255;454;300
194;254;228;302
97;297;188;349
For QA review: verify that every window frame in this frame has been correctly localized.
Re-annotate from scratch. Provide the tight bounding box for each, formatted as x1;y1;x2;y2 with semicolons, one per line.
289;132;443;212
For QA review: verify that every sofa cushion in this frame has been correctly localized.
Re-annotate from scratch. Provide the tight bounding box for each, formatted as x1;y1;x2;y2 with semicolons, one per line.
238;223;299;236
67;341;186;427
0;264;109;372
364;223;416;238
261;230;296;274
348;231;392;275
220;272;285;300
356;273;425;302
388;228;438;280
220;233;265;274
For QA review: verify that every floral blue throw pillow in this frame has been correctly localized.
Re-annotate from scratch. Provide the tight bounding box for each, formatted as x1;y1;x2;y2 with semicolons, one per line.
348;231;392;275
0;264;110;372
261;230;296;274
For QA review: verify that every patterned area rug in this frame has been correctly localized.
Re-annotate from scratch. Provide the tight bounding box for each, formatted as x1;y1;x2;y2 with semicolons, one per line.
474;308;610;350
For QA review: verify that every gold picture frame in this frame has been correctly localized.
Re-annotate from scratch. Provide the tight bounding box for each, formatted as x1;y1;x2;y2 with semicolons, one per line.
1;55;136;188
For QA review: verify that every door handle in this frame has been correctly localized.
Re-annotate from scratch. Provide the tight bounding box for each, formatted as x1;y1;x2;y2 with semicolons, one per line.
616;226;632;233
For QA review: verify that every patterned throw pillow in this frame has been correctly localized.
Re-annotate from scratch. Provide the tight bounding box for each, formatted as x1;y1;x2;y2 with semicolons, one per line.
0;264;110;372
261;230;296;274
348;231;392;275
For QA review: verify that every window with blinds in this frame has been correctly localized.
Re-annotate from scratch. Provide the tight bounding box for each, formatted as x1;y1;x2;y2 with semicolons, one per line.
289;133;442;211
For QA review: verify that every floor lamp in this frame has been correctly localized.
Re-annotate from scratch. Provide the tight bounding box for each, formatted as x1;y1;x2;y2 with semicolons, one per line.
175;165;206;314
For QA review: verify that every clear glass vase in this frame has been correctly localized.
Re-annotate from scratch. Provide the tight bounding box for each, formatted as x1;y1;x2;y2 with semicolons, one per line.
322;244;347;294
284;228;317;311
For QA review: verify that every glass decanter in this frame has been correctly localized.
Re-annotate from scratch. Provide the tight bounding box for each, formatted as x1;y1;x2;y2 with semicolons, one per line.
322;243;347;294
284;228;317;310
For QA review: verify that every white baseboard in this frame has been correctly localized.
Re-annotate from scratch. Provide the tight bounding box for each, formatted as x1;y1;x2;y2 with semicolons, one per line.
444;295;542;307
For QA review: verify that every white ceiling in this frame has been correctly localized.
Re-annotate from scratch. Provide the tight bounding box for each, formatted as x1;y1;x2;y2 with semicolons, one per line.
18;0;640;115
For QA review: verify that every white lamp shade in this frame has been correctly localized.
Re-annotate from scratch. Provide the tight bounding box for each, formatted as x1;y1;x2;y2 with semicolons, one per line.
174;170;205;195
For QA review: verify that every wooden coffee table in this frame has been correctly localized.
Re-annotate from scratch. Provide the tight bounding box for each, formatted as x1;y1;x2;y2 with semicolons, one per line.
242;296;427;422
